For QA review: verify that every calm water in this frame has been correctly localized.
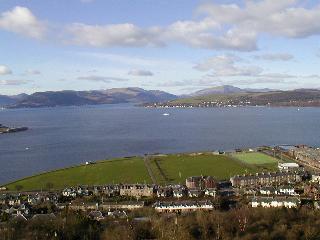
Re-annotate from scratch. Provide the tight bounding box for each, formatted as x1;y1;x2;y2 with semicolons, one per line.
1;104;320;184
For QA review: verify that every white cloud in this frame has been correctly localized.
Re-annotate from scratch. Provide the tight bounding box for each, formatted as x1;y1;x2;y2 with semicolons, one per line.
0;79;30;86
128;69;153;76
0;6;46;39
194;55;263;77
197;0;320;39
77;75;128;83
66;23;163;47
63;1;320;51
0;65;12;75
3;1;319;51
254;53;294;61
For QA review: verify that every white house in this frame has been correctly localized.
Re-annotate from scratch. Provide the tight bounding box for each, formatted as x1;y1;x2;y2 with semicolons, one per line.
278;163;299;171
276;186;296;196
250;197;300;208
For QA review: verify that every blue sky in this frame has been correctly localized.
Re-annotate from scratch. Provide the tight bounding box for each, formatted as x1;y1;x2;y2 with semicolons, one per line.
0;0;320;95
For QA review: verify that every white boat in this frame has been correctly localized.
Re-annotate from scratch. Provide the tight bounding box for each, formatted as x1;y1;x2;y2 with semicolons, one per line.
162;113;170;116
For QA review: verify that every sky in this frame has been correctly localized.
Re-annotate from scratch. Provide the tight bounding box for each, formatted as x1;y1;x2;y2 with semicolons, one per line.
0;0;320;95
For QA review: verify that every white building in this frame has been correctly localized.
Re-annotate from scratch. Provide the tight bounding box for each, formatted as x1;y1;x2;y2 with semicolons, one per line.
250;197;300;208
311;174;320;183
278;163;299;171
276;186;297;196
154;201;214;213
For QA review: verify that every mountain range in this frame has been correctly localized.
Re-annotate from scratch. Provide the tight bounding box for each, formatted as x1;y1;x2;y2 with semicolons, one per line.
1;85;320;108
0;88;177;108
188;85;276;97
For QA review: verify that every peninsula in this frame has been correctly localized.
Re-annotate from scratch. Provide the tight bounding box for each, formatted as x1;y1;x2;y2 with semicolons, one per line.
0;124;28;134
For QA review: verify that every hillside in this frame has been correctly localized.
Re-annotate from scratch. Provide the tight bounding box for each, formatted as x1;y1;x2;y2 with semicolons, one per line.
150;89;320;107
5;88;177;108
188;85;276;97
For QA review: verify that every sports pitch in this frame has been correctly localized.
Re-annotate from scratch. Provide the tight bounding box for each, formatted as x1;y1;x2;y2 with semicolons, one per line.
232;152;278;165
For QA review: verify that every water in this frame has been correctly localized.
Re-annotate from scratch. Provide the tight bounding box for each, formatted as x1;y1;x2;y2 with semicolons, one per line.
1;104;320;184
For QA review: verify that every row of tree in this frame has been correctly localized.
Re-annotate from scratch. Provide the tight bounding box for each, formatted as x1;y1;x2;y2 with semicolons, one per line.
1;206;320;239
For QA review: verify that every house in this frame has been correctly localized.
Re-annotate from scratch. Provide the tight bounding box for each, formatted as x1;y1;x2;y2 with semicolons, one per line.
107;210;127;218
173;189;184;198
204;188;216;197
62;188;77;198
69;202;98;211
230;171;301;188
314;201;320;210
154;201;214;213
156;187;172;198
260;186;275;195
218;189;235;197
186;176;217;189
101;185;120;197
76;186;89;196
8;196;21;206
304;184;320;200
27;195;40;205
188;189;203;198
119;184;154;198
311;174;320;183
100;201;144;210
278;163;300;171
276;185;296;196
250;197;300;208
88;211;104;221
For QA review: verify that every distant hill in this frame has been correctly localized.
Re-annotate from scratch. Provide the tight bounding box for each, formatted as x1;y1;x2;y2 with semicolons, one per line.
0;95;16;106
4;88;177;108
189;85;276;97
0;94;28;106
150;89;320;107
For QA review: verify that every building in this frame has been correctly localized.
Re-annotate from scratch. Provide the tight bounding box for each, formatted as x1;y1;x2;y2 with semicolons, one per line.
188;189;203;198
230;172;301;188
204;188;216;197
185;176;217;189
101;201;144;210
293;147;320;169
250;197;300;208
276;185;296;196
311;174;320;183
278;163;300;171
119;184;154;198
154;201;214;213
260;186;275;195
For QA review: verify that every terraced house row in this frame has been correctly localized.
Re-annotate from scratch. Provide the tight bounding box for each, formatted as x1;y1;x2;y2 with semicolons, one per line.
230;171;302;188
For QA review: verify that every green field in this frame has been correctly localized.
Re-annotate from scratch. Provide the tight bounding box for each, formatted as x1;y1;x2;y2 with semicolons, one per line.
3;152;279;191
232;152;278;165
4;157;151;191
148;153;277;185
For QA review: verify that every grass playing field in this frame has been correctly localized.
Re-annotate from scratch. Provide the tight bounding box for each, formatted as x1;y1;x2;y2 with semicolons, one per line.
4;157;151;191
231;152;278;165
3;152;279;191
148;153;277;185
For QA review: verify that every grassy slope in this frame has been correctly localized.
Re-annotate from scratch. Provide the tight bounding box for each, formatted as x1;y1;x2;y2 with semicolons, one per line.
5;157;151;191
4;153;279;191
232;152;278;165
149;154;277;184
168;90;320;106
